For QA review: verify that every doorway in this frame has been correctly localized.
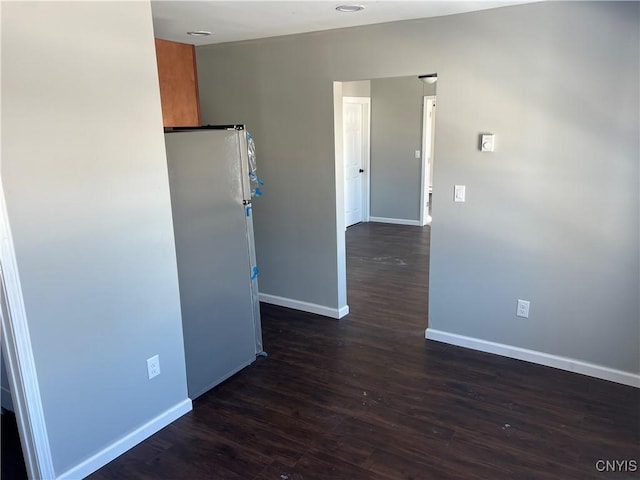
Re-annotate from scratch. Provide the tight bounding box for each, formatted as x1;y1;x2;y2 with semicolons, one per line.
343;97;370;227
420;96;436;226
0;185;55;479
334;74;437;324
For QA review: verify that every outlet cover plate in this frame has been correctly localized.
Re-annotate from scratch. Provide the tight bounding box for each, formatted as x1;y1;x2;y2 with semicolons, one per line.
516;299;530;318
147;355;160;379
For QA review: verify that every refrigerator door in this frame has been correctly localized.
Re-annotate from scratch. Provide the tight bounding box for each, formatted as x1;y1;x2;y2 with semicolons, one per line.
165;129;258;399
236;130;264;355
246;212;263;355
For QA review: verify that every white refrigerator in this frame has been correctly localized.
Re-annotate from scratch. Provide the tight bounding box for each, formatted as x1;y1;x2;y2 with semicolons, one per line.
164;125;263;399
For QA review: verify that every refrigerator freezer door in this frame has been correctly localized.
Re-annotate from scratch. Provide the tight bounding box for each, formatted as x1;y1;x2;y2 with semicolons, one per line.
237;129;253;203
165;129;257;399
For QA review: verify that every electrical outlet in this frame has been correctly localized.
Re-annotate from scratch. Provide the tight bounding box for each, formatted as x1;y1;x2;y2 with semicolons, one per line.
147;355;160;379
516;299;530;318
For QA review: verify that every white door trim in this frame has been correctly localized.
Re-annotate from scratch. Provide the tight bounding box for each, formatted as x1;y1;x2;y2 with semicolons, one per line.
420;96;436;226
342;96;371;226
333;82;349;316
0;181;56;479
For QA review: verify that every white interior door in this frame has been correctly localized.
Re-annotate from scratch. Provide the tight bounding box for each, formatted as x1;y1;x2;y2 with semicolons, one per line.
420;96;436;226
343;97;370;228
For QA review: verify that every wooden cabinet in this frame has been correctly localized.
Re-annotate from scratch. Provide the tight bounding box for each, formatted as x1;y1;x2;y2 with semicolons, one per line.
155;39;200;127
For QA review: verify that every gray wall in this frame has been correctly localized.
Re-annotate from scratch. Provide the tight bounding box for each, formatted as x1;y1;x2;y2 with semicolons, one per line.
342;80;371;97
196;2;639;374
370;76;435;221
2;1;189;474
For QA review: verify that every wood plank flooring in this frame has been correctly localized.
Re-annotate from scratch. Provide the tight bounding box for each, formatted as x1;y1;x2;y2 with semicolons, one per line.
1;409;28;480
7;222;640;479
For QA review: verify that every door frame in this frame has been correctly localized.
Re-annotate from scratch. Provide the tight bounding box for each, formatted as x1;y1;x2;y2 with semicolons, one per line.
0;181;56;478
342;96;371;227
420;95;436;226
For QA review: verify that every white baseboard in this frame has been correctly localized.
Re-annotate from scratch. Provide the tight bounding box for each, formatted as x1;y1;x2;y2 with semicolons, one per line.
57;399;192;480
425;328;640;388
259;293;349;319
1;385;14;412
369;216;421;226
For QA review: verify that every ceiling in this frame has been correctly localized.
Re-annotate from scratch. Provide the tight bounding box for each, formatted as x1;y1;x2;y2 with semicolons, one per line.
151;1;536;46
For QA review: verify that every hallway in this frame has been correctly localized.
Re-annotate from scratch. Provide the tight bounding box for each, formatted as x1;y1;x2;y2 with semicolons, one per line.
345;222;430;333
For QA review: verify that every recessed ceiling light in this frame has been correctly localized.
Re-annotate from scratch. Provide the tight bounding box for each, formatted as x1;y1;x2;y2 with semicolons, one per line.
335;5;365;13
187;31;211;37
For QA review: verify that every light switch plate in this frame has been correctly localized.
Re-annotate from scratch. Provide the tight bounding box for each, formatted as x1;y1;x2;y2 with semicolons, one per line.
454;185;466;202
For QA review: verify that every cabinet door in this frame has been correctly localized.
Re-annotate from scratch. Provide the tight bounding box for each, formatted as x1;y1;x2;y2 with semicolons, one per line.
155;39;200;127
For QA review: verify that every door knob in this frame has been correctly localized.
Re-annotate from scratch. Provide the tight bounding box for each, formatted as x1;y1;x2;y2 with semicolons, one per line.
359;169;364;173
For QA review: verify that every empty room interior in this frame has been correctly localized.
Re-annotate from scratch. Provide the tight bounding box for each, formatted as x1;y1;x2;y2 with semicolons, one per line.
1;1;638;479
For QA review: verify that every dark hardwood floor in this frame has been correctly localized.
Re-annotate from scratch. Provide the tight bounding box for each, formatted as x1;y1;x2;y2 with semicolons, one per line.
5;222;640;479
2;409;28;480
